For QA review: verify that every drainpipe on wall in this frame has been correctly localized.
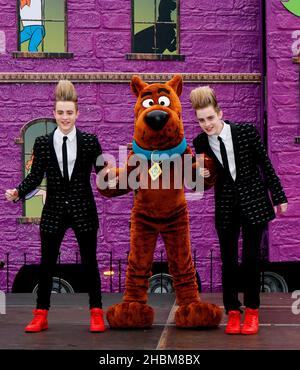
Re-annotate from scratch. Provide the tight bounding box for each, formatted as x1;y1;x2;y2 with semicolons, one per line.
260;0;267;145
259;0;269;284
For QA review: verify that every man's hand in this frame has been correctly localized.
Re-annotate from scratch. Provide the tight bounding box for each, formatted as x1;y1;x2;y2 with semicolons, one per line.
274;202;288;215
5;189;19;202
198;167;211;178
195;153;211;178
104;167;119;188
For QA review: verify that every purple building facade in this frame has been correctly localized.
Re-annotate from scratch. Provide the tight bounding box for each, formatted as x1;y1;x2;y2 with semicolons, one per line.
266;0;300;262
0;0;297;294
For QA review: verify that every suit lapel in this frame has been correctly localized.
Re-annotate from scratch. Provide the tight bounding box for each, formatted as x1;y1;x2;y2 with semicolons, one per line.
70;128;83;183
229;122;241;180
48;129;63;180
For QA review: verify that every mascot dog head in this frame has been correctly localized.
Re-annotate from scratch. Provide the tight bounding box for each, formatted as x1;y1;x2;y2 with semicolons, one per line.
130;75;184;151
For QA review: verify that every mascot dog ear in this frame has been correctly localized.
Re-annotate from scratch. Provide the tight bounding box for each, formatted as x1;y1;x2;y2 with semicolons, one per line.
131;75;148;97
166;74;183;97
131;74;183;97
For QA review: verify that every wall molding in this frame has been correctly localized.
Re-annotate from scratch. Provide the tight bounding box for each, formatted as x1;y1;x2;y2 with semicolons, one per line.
12;52;74;59
0;72;261;84
17;217;40;225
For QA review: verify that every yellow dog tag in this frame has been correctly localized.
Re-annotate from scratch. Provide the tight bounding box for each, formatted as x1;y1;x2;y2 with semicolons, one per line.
148;162;162;181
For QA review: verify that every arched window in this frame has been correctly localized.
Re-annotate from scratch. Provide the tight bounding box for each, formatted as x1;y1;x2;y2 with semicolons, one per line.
16;119;56;220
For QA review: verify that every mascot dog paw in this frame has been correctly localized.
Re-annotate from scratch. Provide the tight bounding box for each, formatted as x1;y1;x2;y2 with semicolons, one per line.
97;74;222;329
107;302;154;329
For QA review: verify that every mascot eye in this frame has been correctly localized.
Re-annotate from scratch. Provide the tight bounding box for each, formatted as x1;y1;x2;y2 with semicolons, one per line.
158;96;170;107
142;99;155;108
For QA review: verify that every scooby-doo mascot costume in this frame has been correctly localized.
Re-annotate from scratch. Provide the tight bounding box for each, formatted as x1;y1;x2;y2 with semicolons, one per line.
98;74;222;329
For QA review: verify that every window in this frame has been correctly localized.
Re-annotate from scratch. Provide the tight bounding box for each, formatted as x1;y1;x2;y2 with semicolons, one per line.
127;0;184;61
16;0;71;57
21;119;56;219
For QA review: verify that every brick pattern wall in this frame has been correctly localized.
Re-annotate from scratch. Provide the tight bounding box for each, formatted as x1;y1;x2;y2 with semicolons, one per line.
266;0;300;262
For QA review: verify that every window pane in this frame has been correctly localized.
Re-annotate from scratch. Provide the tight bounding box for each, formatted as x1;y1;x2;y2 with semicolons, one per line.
156;0;177;22
46;121;57;134
19;31;44;52
44;0;64;21
19;23;46;52
25;191;47;218
24;122;46;154
43;21;65;52
25;154;34;177
157;23;177;55
134;0;155;22
133;23;155;53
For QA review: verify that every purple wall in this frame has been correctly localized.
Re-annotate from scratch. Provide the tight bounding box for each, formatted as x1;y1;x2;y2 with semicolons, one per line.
266;0;300;262
0;0;264;293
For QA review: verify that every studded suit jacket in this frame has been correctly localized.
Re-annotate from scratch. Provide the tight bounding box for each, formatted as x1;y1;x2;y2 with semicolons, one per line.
17;128;104;233
193;121;287;230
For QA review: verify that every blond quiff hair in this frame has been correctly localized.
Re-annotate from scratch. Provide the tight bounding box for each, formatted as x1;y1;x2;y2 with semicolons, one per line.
189;86;220;112
54;80;78;110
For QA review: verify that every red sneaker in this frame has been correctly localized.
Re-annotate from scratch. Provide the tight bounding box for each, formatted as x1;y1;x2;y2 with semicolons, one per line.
225;310;241;334
25;309;48;333
241;308;259;335
90;308;106;332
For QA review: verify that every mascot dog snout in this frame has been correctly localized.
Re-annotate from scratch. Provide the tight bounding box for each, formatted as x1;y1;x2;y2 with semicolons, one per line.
145;110;169;131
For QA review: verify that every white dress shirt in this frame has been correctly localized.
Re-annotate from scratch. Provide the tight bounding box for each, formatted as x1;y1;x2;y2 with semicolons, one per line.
20;0;42;26
54;127;77;180
208;121;236;181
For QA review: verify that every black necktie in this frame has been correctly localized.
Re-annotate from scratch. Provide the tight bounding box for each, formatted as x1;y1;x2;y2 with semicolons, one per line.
62;136;69;181
217;136;231;178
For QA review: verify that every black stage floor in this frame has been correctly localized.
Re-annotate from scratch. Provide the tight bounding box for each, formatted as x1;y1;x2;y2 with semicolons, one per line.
1;293;300;350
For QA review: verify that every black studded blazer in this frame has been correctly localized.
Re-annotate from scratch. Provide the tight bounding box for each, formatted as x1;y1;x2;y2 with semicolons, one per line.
17;128;103;233
193;121;287;230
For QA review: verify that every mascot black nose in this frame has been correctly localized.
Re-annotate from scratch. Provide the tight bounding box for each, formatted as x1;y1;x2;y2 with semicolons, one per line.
145;110;169;131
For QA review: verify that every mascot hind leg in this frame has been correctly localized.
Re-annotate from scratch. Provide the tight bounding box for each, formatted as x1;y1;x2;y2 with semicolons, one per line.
161;210;223;328
107;212;158;329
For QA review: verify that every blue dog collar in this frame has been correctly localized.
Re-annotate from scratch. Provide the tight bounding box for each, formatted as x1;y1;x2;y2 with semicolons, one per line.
132;137;187;160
